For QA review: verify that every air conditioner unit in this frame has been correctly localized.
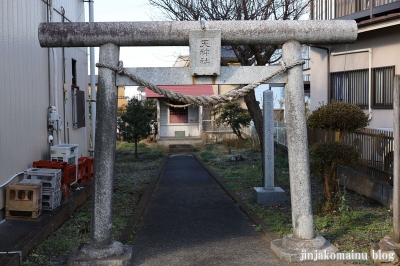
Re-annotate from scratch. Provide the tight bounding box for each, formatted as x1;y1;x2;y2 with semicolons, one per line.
50;144;78;165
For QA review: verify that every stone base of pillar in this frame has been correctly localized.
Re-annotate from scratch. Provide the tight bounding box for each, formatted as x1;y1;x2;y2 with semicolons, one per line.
68;242;131;266
271;234;338;262
253;187;285;205
370;235;399;264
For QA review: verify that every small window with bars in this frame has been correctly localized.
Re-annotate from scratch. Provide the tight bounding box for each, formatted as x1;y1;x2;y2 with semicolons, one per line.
330;69;369;108
330;65;394;109
372;66;394;108
170;106;188;123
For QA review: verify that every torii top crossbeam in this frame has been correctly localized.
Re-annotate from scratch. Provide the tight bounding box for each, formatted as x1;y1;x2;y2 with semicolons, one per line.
38;20;357;47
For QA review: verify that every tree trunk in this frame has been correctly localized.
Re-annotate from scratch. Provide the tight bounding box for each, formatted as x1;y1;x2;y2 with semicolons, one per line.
244;90;265;185
330;165;339;197
134;138;138;158
324;164;332;204
324;163;340;210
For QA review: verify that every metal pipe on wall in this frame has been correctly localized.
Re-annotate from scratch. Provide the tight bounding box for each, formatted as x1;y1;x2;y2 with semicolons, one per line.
46;0;52;160
89;0;96;152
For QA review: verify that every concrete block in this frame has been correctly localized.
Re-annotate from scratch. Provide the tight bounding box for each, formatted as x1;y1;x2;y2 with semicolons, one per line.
253;187;285;205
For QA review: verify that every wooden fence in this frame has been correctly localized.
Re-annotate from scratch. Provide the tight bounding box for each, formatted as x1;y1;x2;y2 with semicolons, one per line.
308;128;394;185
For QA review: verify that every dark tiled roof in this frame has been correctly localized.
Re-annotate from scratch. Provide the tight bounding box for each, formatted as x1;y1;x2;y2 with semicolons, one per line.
358;12;400;27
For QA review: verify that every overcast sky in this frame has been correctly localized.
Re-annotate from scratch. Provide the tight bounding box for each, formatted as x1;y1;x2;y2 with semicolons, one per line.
86;0;188;69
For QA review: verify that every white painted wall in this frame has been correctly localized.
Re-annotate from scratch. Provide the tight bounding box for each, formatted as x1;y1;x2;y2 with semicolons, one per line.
0;0;89;212
309;47;329;111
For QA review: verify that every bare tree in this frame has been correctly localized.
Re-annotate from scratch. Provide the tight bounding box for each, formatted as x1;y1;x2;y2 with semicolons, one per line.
149;0;309;183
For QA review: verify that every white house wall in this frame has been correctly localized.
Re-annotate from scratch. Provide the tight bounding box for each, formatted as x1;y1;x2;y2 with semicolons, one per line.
310;47;329;111
0;0;89;213
310;24;400;129
329;51;370;72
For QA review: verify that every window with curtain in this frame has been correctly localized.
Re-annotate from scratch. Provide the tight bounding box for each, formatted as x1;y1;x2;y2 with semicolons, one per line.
372;66;394;108
330;65;394;109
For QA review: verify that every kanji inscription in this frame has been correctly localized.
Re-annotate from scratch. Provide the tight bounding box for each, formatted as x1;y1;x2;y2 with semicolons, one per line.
189;30;221;76
199;39;211;64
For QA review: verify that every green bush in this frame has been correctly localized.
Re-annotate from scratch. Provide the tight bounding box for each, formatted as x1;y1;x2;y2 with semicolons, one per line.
212;102;251;140
308;101;369;141
307;101;369;210
309;141;360;166
118;99;157;158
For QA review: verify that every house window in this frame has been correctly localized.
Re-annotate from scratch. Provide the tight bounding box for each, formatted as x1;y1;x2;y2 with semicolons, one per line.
330;65;394;109
372;66;394;108
330;69;369;108
72;86;85;129
170;106;188;123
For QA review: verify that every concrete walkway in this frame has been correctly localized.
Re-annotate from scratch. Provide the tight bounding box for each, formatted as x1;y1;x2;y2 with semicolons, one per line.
130;154;345;266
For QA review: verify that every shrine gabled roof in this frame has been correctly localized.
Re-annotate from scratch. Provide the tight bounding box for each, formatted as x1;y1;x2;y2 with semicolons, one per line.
145;85;214;98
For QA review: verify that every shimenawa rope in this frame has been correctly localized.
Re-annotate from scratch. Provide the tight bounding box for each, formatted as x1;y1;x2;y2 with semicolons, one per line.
96;60;304;106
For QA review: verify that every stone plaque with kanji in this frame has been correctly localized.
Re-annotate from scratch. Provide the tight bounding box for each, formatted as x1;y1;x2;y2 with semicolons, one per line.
189;30;221;76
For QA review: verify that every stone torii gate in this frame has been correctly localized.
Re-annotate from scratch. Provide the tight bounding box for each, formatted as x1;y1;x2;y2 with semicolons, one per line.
39;20;357;264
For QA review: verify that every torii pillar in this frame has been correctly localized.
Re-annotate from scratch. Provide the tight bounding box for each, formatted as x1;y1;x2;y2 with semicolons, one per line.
38;20;357;264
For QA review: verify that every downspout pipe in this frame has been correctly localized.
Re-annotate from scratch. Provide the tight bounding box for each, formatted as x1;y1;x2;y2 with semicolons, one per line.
46;0;51;106
89;0;96;153
331;48;372;119
47;0;52;160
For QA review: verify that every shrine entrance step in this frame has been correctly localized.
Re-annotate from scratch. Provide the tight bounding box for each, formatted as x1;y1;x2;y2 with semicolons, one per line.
169;144;194;154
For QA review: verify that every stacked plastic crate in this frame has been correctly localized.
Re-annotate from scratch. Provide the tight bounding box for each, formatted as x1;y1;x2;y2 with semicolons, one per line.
50;144;78;187
5;179;43;220
80;157;94;181
32;160;75;200
77;157;94;185
24;168;62;211
77;157;87;185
